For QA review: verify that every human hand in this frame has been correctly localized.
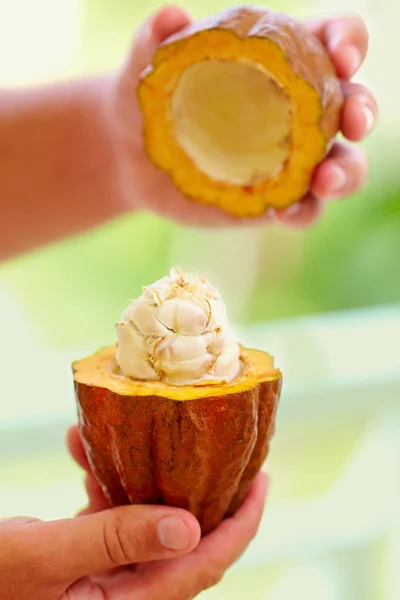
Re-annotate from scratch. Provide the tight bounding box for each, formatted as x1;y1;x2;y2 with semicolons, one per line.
108;5;377;229
0;426;269;600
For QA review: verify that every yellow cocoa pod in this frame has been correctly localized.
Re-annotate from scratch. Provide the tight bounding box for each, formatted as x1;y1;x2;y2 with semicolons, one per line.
137;6;343;217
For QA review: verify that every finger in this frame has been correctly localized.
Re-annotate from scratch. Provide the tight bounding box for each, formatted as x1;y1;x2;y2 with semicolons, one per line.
17;504;201;587
311;142;369;200
75;473;111;516
130;473;269;600
129;5;192;83
66;425;90;471
341;82;377;141
305;15;369;79
184;472;269;595
274;194;325;228
66;425;111;515
85;473;108;507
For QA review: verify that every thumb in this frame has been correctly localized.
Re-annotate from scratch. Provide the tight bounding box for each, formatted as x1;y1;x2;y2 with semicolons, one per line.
128;4;192;83
21;504;201;585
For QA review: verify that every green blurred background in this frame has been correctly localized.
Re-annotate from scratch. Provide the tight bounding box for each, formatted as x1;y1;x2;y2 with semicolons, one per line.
0;1;399;599
0;0;398;350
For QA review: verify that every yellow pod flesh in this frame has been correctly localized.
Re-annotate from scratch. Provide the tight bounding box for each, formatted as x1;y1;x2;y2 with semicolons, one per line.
137;6;343;217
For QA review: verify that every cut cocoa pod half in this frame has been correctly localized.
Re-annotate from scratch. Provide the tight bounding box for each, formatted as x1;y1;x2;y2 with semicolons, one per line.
73;345;282;535
137;6;343;217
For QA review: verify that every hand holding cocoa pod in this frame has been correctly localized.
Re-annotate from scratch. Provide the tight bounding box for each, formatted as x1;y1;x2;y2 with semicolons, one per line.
113;4;376;227
0;430;269;600
0;5;377;260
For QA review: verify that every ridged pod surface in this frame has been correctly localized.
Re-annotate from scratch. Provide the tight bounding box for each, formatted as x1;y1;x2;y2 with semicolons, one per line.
73;345;282;535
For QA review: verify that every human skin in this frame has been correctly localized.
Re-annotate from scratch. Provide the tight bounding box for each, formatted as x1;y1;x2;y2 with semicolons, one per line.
0;6;378;598
0;426;269;600
0;6;377;261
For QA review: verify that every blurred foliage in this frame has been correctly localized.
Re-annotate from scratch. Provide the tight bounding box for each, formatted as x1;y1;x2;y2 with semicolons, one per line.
0;0;399;349
1;157;398;349
81;0;315;71
0;5;398;597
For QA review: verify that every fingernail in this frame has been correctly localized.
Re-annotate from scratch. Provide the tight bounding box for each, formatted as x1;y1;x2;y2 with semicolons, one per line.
329;165;347;193
362;105;374;135
158;516;190;550
345;46;362;75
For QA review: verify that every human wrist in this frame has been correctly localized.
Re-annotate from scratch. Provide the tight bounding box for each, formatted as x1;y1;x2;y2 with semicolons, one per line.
75;74;132;220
